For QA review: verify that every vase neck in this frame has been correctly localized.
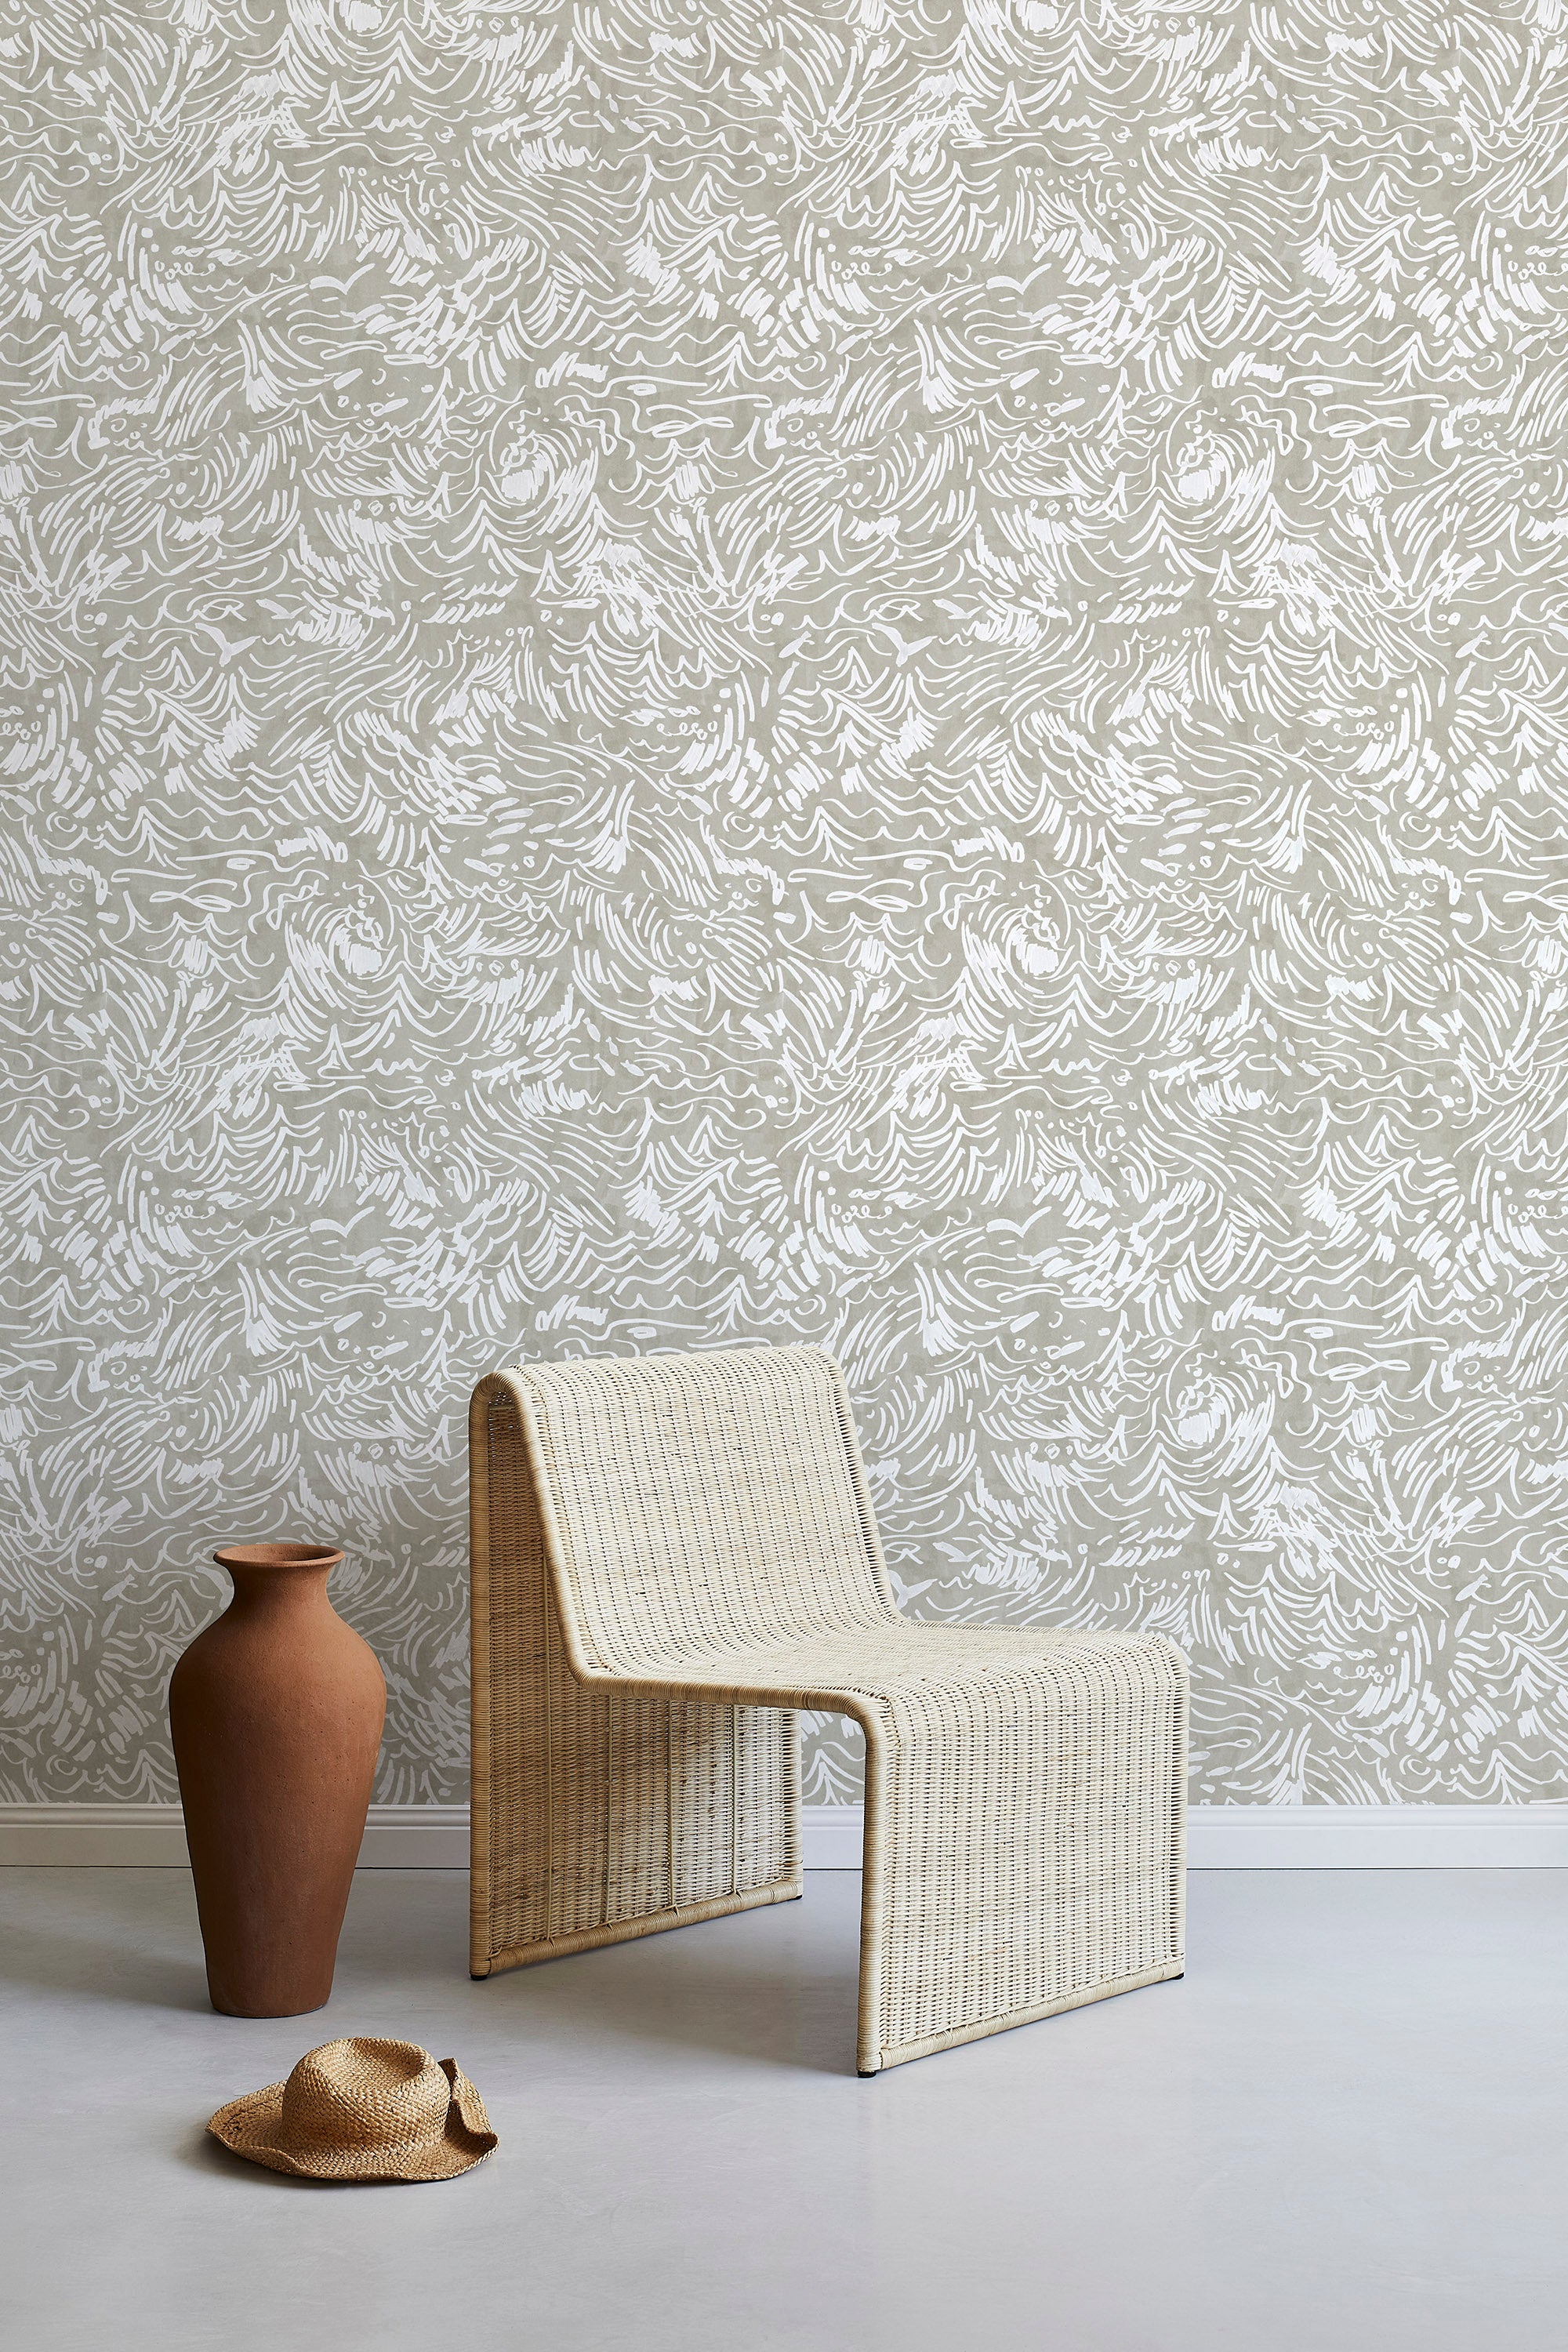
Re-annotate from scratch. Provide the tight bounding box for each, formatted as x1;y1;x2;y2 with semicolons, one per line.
223;1562;336;1614
212;1544;344;1617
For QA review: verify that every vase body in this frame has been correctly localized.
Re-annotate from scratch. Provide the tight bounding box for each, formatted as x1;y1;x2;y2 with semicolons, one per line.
169;1544;386;2018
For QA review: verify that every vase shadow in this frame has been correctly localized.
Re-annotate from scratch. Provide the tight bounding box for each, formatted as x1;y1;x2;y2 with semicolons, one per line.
0;1913;211;2012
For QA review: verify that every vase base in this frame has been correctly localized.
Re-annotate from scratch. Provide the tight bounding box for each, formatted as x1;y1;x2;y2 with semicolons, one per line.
209;1987;333;2020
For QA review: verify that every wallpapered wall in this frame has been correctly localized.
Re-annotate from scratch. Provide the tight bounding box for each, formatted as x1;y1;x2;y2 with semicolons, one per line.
7;0;1568;1809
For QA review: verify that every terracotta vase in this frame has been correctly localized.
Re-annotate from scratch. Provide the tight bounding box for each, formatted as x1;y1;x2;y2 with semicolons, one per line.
169;1543;386;2019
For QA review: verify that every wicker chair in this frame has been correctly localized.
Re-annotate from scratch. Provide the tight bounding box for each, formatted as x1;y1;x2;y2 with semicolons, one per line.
470;1345;1186;2074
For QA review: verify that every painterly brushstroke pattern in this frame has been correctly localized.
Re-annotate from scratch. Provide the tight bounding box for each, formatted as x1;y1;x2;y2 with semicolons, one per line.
5;0;1568;1806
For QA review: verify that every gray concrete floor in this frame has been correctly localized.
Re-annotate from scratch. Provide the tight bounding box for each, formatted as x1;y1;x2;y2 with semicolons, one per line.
3;1868;1567;2352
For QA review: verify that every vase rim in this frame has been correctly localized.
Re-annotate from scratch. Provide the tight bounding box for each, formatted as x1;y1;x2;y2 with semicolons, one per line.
213;1543;344;1572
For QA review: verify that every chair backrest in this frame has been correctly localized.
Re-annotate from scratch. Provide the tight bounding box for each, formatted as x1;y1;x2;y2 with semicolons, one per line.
503;1345;900;1674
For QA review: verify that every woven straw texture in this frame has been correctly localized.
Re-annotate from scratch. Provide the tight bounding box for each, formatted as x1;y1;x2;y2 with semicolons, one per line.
471;1345;1186;2072
208;2038;496;2183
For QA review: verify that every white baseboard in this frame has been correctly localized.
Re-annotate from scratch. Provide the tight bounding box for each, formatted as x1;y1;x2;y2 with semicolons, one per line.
4;1801;1568;1870
804;1806;867;1870
1185;1802;1568;1870
0;1802;470;1868
804;1804;1568;1871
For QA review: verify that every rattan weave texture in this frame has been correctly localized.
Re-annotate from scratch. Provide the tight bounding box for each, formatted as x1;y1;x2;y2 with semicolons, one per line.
471;1345;1186;2072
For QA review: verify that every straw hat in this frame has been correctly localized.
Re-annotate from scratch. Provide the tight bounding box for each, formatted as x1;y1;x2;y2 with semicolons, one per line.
208;2037;498;2183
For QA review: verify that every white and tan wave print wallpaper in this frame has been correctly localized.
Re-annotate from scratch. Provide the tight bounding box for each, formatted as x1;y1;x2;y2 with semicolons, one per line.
5;0;1568;1811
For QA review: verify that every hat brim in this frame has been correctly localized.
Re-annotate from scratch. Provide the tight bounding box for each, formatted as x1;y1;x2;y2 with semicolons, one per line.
209;2060;497;2183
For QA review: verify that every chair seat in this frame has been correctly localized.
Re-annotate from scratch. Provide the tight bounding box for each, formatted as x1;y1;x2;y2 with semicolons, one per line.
599;1619;1175;1711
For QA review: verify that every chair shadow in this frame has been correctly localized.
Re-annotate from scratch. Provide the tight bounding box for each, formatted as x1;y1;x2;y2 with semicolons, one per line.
468;1906;863;2078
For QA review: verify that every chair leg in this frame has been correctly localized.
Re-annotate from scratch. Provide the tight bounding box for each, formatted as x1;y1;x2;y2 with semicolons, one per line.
855;1637;1187;2071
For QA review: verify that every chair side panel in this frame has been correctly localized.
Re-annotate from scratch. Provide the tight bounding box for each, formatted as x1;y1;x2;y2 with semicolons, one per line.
871;1637;1186;2063
472;1377;800;1973
474;1381;552;1961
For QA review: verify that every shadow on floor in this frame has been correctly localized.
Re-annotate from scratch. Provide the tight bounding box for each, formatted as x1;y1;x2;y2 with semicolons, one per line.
173;2126;295;2183
0;1915;210;2012
0;1868;866;2074
456;1911;862;2078
172;2129;413;2187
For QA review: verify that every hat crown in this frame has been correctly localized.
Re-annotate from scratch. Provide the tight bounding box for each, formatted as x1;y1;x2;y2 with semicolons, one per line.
278;2038;447;2154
